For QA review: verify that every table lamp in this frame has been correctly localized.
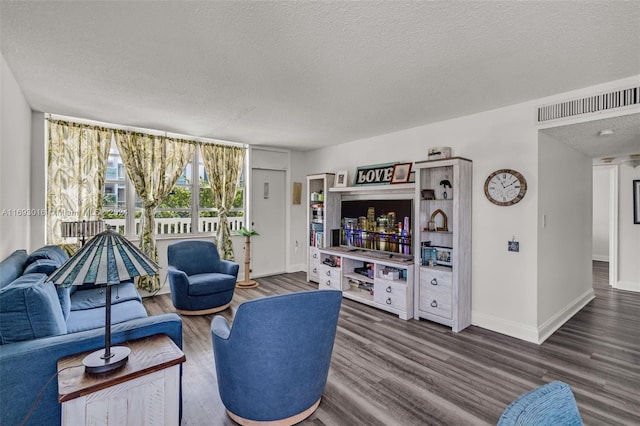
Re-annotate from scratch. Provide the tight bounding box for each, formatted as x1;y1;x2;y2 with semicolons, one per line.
49;227;159;374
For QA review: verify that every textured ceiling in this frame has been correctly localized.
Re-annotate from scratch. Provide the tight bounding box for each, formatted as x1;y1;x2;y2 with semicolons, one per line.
1;1;639;152
541;113;640;164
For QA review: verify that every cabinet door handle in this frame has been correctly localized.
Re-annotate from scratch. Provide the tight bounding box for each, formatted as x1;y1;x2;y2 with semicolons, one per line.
431;300;438;308
431;278;438;285
326;280;331;286
312;268;317;273
326;270;331;276
313;253;318;259
386;298;392;305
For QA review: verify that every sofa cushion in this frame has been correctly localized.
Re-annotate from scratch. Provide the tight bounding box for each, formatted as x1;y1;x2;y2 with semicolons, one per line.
188;273;237;296
66;300;148;333
0;274;67;344
24;258;60;276
57;285;72;321
70;282;142;311
0;250;28;289
25;245;68;269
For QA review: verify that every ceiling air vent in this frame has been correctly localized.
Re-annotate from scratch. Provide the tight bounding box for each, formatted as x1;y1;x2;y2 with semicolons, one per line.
537;85;639;123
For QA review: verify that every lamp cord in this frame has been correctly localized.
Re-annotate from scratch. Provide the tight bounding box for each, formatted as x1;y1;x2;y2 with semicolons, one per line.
20;363;83;426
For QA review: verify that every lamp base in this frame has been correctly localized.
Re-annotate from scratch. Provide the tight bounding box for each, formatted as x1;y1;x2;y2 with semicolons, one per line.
236;279;259;289
83;346;131;374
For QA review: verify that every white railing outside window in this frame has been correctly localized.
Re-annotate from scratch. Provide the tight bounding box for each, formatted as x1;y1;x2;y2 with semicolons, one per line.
105;216;244;237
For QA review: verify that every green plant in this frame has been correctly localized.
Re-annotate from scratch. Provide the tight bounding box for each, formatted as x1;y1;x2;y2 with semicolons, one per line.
239;227;259;237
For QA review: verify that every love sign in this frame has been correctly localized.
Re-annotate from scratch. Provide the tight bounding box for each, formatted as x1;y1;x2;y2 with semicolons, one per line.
355;163;395;186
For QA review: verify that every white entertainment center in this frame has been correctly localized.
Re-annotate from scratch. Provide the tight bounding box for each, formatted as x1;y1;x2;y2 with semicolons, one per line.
306;158;472;330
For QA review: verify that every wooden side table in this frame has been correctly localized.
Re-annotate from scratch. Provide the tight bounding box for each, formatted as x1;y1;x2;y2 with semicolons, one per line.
58;334;186;426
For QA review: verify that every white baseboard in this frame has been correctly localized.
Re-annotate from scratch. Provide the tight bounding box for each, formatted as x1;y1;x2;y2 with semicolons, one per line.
287;263;306;273
616;280;640;292
472;312;539;344
592;255;609;262
473;287;595;344
537;288;595;343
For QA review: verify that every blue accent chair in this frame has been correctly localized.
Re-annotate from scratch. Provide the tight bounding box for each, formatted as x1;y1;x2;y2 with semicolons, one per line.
167;240;239;315
497;381;583;425
211;290;342;425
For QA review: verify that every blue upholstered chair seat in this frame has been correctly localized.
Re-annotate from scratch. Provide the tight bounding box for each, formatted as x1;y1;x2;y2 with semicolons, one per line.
188;273;236;295
167;240;239;315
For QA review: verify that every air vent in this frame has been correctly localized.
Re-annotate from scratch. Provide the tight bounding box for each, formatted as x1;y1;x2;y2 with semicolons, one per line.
537;86;639;123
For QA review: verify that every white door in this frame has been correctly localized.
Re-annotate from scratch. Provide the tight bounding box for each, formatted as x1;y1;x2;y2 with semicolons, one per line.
250;168;286;277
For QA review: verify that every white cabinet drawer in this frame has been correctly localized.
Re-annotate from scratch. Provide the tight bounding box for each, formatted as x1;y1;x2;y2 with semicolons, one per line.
308;248;321;281
318;265;342;290
374;281;407;311
419;284;452;319
419;268;452;289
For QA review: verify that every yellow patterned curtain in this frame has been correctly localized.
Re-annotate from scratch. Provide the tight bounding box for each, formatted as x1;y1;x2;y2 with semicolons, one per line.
46;120;111;244
200;144;245;260
114;130;195;291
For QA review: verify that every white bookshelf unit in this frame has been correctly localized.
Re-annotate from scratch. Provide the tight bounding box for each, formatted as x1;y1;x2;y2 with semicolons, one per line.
306;173;340;283
413;157;472;332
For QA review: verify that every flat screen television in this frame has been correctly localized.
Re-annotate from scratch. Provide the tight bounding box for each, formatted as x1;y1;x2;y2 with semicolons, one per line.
340;199;412;256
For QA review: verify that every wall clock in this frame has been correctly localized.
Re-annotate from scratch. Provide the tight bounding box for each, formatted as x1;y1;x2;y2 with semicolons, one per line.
484;169;527;206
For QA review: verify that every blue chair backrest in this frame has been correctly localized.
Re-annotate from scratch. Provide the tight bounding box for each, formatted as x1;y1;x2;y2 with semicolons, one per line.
167;240;221;276
213;290;342;420
497;381;583;426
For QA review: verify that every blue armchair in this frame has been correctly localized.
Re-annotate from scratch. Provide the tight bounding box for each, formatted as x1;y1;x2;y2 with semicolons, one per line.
211;290;342;425
497;381;583;425
167;240;239;315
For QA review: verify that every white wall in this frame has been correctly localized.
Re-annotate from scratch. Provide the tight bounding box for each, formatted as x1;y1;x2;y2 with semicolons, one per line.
617;164;640;291
537;132;594;341
592;166;611;261
299;100;542;341
295;74;640;343
1;54;32;258
30;112;46;250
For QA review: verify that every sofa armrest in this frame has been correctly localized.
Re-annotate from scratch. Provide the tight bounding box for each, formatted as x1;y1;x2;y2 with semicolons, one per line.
218;259;240;277
0;313;182;426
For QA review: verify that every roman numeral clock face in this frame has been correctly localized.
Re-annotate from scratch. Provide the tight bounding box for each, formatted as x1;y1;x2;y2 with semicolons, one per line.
484;169;527;206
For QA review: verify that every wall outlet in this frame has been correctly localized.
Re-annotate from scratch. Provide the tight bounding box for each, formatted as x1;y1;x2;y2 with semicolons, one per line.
508;241;520;252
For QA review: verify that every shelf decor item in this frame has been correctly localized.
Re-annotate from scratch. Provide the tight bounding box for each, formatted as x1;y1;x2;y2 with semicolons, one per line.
391;163;412;184
237;227;260;288
421;189;436;200
430;209;448;232
434;246;453;266
48;227;159;374
428;147;452;160
334;170;348;187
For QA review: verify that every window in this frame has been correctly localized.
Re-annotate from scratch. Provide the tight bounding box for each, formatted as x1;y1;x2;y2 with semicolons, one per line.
101;144;246;237
102;140;128;234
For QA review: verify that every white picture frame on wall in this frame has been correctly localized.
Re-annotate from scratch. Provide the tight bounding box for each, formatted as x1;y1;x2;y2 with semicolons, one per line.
334;170;348;187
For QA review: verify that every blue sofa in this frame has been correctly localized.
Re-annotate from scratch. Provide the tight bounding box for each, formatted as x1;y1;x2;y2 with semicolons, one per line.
0;246;183;426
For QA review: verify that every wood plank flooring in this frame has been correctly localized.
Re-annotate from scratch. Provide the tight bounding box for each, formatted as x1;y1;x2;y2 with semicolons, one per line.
143;261;640;425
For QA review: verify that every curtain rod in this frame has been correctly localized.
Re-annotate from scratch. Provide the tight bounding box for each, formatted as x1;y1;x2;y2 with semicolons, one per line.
47;113;247;148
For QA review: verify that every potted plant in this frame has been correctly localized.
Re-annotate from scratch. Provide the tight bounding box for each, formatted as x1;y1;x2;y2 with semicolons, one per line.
237;227;259;288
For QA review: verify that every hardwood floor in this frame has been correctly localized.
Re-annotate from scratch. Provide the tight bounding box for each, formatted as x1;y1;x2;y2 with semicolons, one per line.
143;261;640;425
